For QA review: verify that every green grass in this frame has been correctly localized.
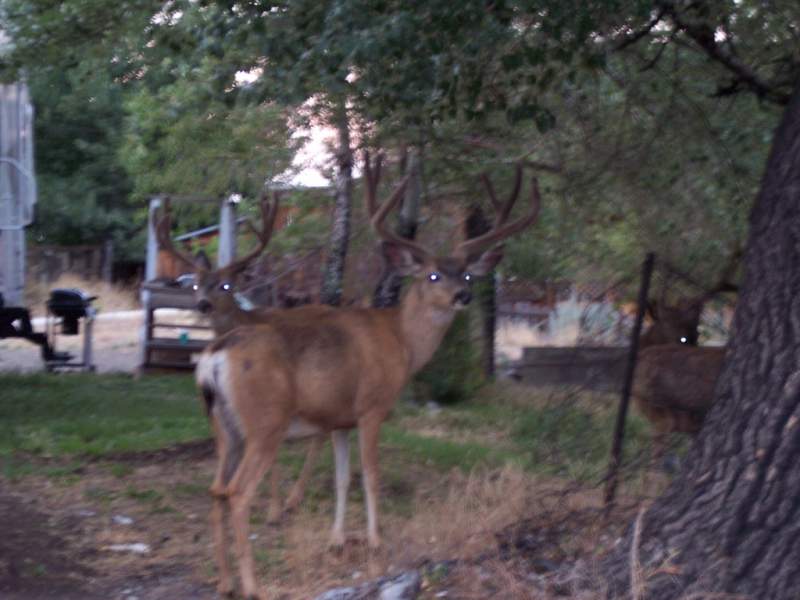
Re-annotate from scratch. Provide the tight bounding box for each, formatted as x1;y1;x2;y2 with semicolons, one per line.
0;372;656;486
0;372;206;457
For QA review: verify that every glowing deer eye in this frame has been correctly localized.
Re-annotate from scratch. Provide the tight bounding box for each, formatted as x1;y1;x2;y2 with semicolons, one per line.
680;336;688;344
192;284;199;291
220;283;232;291
464;273;472;282
428;272;440;282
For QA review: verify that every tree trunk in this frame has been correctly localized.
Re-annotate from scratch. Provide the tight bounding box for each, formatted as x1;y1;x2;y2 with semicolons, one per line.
599;80;800;599
319;101;353;307
464;205;496;379
372;146;421;308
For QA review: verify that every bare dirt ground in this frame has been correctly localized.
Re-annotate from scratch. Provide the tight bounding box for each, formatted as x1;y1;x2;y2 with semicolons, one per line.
0;442;219;600
0;438;629;600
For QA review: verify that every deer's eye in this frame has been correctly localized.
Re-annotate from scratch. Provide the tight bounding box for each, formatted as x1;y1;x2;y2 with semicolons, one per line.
679;336;688;344
220;283;232;291
192;284;199;291
464;272;472;282
428;272;440;282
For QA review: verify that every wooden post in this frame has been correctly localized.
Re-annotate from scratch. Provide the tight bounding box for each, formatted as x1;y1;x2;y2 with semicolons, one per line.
604;252;655;509
217;196;238;267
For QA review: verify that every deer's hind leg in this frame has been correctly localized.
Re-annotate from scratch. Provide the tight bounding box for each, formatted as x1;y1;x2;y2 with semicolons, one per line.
209;418;236;596
227;435;285;600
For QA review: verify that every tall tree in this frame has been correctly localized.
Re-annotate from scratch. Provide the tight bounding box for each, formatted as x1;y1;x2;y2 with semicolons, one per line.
601;76;800;600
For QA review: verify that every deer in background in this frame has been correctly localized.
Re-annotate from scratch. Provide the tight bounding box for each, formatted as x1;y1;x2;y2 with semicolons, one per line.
197;159;541;599
155;194;328;522
632;257;739;483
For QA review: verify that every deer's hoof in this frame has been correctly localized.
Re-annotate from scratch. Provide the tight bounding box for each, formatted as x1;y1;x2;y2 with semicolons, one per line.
216;580;234;597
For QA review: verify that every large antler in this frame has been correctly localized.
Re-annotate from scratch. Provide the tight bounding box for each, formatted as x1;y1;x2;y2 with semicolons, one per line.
226;191;281;273
363;150;427;262
155;197;199;271
455;164;541;261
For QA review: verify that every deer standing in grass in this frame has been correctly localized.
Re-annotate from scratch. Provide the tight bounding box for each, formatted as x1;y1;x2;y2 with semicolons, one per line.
632;261;738;481
155;195;328;522
196;160;541;599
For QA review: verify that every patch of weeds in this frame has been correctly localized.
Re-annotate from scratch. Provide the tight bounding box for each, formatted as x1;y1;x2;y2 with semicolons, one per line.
150;503;178;515
43;461;84;486
1;455;36;481
124;486;163;505
108;463;134;479
381;426;518;472
84;486;117;504
171;481;207;498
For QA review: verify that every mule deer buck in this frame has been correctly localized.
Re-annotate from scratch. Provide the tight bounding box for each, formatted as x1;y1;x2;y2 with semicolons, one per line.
632;259;738;481
196;159;541;599
155;195;328;522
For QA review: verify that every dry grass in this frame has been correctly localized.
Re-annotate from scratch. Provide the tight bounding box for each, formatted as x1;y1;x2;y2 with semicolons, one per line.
24;273;140;315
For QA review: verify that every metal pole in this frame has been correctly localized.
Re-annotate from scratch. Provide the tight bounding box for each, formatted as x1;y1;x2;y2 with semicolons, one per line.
604;252;656;509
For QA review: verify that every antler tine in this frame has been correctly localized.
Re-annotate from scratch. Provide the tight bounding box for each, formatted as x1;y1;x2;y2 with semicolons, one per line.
154;197;197;271
455;176;541;261
226;191;280;272
369;174;431;261
480;163;523;226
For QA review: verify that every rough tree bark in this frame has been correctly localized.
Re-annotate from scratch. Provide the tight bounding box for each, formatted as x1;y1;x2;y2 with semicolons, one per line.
372;146;421;308
464;204;497;379
319;101;353;307
599;80;800;599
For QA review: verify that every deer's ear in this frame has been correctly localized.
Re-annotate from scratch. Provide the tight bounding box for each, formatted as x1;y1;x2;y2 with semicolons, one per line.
194;250;212;272
467;246;504;276
381;241;424;276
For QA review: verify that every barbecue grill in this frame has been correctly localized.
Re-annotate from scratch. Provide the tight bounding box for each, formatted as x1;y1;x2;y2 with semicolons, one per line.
45;288;97;371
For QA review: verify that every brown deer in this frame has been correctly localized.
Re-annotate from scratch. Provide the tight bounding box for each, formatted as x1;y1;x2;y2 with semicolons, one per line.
632;259;738;482
196;161;541;599
155;195;328;522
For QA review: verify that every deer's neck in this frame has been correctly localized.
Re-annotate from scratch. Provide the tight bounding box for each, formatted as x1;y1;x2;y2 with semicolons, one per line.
397;284;457;374
210;305;249;336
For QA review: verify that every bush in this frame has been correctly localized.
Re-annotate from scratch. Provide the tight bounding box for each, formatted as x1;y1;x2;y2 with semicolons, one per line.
413;311;484;405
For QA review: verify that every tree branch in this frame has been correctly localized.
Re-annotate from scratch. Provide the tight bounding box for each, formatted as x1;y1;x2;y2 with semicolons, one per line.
613;8;667;52
659;2;791;105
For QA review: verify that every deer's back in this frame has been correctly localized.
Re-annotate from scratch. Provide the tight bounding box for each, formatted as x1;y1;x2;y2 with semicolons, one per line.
632;345;726;434
203;305;410;429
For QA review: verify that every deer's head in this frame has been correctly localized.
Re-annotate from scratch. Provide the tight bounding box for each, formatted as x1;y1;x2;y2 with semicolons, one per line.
364;154;540;312
640;253;740;348
155;194;279;316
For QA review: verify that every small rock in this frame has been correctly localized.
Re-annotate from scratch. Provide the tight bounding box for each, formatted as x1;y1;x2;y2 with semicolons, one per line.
76;509;96;518
425;401;442;415
379;571;421;600
112;515;134;526
108;543;150;554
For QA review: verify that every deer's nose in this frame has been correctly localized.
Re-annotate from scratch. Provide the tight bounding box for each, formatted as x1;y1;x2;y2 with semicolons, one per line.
197;299;213;314
453;290;472;306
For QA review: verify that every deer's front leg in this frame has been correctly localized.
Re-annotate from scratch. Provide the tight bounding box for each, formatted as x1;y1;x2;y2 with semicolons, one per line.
358;416;383;549
329;430;350;548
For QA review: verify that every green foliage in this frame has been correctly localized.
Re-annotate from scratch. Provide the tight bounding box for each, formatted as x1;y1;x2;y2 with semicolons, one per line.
0;373;205;457
413;312;484;405
25;64;138;253
119;58;295;202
